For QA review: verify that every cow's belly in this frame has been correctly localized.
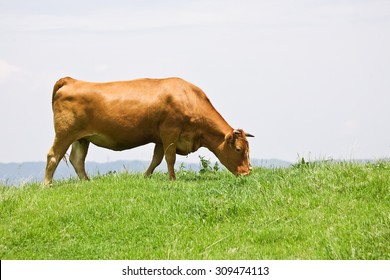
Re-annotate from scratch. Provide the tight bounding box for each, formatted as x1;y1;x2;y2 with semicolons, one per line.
85;133;152;151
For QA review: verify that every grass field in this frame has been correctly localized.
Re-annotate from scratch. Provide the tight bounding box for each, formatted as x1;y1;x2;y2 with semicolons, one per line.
1;161;389;260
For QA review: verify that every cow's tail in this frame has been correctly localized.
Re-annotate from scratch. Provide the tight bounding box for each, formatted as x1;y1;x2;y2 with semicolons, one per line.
51;76;73;107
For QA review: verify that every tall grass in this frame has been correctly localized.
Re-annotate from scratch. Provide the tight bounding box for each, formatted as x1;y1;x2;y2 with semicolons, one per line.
1;161;389;259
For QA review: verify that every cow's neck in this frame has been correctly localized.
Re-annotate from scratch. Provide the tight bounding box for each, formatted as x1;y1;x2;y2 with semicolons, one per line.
200;115;232;156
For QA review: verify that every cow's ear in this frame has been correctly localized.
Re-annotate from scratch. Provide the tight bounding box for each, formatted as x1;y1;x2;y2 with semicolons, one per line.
226;131;236;147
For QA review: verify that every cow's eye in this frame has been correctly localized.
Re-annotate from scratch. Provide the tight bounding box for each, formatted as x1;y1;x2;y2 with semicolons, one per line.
235;147;242;152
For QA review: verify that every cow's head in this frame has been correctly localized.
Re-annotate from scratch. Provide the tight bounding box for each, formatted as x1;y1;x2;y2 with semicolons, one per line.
219;129;254;176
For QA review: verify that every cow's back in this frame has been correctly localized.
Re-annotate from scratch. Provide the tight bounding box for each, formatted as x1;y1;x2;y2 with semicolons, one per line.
53;77;206;112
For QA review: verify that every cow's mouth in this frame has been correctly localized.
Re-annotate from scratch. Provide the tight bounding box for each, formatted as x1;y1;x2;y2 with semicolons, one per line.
236;170;251;176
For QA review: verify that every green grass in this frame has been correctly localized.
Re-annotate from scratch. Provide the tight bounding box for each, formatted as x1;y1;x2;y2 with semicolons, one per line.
1;161;389;259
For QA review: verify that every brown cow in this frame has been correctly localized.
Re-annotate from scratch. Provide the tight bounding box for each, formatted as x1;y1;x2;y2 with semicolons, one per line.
44;77;254;185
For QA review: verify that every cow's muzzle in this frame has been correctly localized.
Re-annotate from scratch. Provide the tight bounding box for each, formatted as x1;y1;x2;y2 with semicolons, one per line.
237;169;251;176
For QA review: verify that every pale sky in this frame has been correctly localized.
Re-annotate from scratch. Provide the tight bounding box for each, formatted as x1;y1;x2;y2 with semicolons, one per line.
1;0;389;164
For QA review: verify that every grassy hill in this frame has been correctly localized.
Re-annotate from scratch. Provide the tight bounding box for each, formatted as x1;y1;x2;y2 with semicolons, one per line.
1;161;389;259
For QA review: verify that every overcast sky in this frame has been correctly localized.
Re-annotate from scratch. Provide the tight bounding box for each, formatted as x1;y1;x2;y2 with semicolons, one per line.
1;0;389;164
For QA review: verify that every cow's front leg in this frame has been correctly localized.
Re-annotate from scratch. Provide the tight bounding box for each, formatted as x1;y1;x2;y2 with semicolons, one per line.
163;142;177;180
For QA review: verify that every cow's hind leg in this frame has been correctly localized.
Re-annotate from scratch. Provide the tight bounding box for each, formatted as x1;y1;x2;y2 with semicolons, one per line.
144;143;164;177
69;138;90;180
44;136;74;186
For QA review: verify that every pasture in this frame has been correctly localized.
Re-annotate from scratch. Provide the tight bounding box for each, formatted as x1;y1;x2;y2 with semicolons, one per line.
1;161;389;259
